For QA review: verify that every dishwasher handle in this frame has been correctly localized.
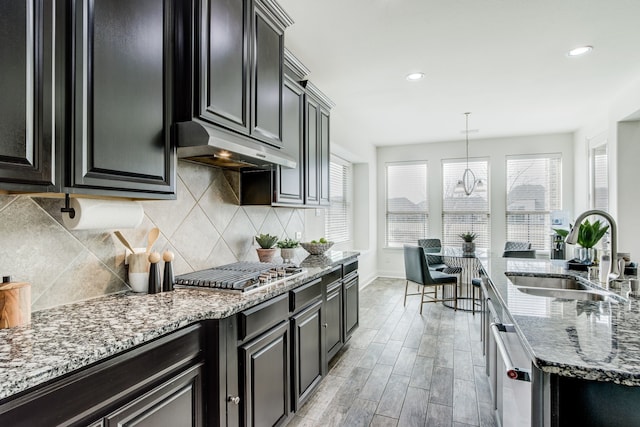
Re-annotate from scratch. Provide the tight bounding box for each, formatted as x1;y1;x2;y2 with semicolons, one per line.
490;322;531;382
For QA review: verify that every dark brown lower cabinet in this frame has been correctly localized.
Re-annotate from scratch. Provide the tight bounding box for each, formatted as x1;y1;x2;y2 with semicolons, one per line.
239;321;290;427
325;280;344;361
0;324;203;427
291;299;323;411
344;274;359;340
103;364;203;427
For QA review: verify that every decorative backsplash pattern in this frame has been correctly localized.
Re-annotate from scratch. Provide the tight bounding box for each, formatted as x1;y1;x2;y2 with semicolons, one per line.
0;161;305;311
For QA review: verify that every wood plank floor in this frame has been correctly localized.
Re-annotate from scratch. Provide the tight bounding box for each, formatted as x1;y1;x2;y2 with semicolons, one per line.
286;277;497;427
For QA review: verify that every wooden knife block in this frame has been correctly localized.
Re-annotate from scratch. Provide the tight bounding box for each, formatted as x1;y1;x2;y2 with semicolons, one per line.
0;281;31;328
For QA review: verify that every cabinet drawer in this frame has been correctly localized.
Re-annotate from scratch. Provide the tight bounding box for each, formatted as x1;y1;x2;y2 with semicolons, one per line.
321;265;342;287
290;278;322;313
238;293;289;341
344;259;358;277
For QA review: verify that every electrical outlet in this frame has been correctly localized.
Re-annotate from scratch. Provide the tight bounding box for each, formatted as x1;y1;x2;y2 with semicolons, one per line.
295;231;302;239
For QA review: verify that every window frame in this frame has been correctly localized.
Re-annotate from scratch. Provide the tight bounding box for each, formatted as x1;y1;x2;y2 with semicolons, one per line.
441;157;491;249
588;133;608;212
505;153;562;252
324;155;352;244
384;160;429;248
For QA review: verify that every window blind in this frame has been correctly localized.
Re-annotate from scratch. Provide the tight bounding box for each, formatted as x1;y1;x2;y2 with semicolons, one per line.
385;162;428;247
506;154;562;250
592;145;608;211
325;159;351;243
442;160;490;249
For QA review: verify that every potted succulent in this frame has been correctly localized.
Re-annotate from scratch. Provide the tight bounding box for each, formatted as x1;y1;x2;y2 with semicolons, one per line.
255;233;279;263
277;238;299;262
459;232;478;254
556;220;609;264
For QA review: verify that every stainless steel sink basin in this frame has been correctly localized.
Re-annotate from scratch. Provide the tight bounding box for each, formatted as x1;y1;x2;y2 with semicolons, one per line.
515;286;611;301
505;273;621;302
505;274;589;290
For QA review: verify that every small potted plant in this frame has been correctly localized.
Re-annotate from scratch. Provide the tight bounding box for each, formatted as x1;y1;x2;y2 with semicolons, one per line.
255;233;279;263
459;232;478;254
557;220;609;264
277;238;299;262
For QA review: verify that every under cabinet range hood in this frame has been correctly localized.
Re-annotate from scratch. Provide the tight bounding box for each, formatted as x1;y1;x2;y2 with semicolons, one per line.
176;120;296;170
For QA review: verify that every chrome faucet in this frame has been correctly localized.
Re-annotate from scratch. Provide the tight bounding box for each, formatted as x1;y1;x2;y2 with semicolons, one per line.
566;210;620;285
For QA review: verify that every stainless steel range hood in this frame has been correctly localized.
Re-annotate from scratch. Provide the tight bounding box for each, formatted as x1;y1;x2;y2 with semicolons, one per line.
176;120;296;170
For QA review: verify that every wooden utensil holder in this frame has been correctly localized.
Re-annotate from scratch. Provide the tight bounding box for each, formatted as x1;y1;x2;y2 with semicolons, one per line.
0;281;31;328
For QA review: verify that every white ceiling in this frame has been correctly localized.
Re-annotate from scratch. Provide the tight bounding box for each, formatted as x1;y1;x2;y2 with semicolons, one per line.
278;0;640;148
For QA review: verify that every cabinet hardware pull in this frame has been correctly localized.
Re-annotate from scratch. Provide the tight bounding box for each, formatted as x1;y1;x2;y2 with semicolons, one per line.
228;396;241;405
322;323;328;328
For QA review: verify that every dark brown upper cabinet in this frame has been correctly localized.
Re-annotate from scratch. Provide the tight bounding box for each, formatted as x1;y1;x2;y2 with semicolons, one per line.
273;50;308;205
303;81;333;206
194;0;291;149
67;0;177;198
0;0;63;192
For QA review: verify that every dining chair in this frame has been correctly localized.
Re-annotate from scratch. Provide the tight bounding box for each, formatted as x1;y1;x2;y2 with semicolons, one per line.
403;244;458;314
502;241;536;258
417;239;463;274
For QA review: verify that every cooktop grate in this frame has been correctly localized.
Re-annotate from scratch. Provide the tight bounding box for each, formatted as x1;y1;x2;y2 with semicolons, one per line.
174;262;304;292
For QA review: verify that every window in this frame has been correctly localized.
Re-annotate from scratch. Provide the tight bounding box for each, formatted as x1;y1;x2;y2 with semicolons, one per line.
325;157;352;243
591;144;608;211
506;154;562;251
385;162;428;247
442;159;490;249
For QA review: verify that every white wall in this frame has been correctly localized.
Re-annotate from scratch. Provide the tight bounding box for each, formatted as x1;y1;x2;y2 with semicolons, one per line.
573;75;640;261
376;133;575;278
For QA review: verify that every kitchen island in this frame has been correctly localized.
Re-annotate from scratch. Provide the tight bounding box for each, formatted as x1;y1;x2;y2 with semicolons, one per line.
480;255;640;426
0;251;359;426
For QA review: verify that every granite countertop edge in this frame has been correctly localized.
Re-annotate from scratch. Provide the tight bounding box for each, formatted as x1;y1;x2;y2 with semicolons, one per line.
480;256;640;386
0;251;359;401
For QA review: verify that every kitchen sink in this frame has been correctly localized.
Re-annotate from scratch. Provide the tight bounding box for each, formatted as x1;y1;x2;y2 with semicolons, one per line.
505;273;621;302
505;274;589;290
515;286;611;301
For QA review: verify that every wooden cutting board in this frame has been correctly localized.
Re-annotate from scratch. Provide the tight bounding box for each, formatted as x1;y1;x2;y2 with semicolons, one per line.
0;281;31;328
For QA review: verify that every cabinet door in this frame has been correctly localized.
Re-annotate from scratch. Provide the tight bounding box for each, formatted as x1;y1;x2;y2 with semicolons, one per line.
69;0;176;198
196;0;249;134
274;74;304;204
240;321;290;427
319;107;330;205
325;282;343;361
344;275;359;340
291;299;323;411
250;0;284;147
104;364;204;427
304;97;319;204
0;0;59;191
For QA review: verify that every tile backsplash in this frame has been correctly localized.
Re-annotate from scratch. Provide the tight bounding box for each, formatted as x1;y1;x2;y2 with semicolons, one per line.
0;161;305;311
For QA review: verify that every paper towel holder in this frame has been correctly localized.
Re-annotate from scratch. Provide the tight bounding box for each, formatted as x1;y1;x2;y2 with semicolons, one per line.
61;194;76;219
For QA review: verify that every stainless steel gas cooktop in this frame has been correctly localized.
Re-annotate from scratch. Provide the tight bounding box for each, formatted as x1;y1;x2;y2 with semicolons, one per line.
174;262;305;293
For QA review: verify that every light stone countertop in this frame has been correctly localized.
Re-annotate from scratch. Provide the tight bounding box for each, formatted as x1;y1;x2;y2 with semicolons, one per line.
481;255;640;386
0;251;359;401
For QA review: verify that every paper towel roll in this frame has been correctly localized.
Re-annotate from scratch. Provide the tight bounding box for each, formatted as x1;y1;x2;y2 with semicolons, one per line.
62;198;144;230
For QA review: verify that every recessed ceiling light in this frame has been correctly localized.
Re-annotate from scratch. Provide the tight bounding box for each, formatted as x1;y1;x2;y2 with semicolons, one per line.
567;46;593;57
406;72;425;81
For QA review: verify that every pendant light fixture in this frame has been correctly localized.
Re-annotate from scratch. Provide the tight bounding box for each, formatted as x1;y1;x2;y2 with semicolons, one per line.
455;112;485;196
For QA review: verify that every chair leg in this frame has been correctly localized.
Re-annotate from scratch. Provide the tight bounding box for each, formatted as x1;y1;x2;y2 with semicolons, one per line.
454;281;458;311
472;285;476;315
404;280;409;307
420;283;426;315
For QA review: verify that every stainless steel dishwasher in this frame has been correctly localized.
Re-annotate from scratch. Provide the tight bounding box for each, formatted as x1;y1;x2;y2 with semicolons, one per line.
490;314;532;427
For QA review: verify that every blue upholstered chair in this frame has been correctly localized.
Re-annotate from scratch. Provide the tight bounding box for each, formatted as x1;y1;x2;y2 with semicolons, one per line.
502;241;536;258
403;244;458;314
417;239;463;276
